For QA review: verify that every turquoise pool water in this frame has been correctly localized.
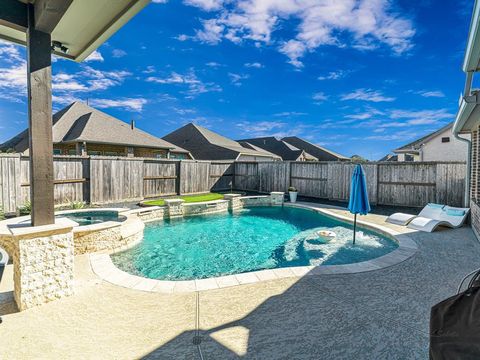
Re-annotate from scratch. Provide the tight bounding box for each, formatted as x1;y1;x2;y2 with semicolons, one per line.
111;206;398;280
58;211;124;226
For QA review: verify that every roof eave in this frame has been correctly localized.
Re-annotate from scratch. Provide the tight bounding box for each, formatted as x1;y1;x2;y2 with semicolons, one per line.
453;98;477;134
463;0;480;72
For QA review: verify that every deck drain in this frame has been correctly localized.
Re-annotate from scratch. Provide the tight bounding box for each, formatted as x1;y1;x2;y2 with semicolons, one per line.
193;336;202;345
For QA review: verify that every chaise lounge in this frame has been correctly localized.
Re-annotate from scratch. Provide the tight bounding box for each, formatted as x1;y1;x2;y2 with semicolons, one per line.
386;203;470;232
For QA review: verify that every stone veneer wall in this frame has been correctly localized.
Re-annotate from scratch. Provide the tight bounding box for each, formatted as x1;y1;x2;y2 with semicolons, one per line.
73;216;144;255
240;196;273;207
183;200;229;216
12;226;74;311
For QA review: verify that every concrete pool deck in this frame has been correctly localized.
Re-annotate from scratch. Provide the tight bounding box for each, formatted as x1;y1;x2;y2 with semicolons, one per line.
1;203;480;359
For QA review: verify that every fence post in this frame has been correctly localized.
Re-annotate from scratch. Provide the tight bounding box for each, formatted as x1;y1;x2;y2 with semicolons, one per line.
176;160;182;195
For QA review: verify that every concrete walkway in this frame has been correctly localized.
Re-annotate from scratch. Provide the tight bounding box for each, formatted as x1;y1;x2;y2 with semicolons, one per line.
1;207;479;359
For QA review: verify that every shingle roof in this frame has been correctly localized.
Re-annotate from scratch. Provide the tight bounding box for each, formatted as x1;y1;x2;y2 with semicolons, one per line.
393;122;453;153
1;102;190;154
281;136;349;161
163;123;280;160
237;136;310;161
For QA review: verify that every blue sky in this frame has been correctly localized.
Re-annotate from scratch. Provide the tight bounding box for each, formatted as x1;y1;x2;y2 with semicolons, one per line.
0;0;474;159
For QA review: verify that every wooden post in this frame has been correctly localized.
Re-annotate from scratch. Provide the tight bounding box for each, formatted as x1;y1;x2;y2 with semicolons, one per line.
27;4;54;226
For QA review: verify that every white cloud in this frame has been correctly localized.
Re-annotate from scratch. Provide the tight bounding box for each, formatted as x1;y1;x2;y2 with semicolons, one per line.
389;109;453;125
195;19;224;44
206;61;224;67
176;34;190;41
152;0;168;3
341;88;395;102
236;120;288;137
146;70;222;97
89;98;147;112
228;72;249;86
274;111;307;117
84;50;104;62
318;70;349;80
244;62;264;68
312;92;328;102
184;0;223;11
415;90;445;98
112;49;127;58
184;0;415;67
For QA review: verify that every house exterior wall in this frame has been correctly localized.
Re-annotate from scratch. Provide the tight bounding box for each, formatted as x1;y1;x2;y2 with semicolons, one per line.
421;128;469;162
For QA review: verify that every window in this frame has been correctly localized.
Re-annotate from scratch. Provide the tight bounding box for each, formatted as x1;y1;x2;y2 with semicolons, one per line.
68;149;77;155
87;150;102;156
53;149;62;155
441;137;450;143
170;153;186;159
154;151;167;159
104;151;118;157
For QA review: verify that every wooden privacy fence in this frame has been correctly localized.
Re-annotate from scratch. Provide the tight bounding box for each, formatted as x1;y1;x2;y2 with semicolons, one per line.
0;154;467;213
234;161;466;208
0;155;235;213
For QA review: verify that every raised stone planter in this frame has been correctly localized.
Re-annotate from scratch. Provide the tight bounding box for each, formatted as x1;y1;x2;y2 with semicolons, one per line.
271;192;285;206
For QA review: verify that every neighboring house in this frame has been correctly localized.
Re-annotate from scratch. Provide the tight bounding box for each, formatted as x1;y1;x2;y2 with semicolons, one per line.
0;102;192;159
453;0;480;236
378;154;399;162
281;136;349;161
393;122;468;162
162;123;281;161
237;136;318;161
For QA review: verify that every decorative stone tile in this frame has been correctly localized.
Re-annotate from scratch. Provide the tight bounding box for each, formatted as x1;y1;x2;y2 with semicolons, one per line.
235;272;259;285
214;275;240;288
173;280;196;293
272;267;296;279
133;278;159;292
153;281;176;293
255;269;278;281
195;278;219;291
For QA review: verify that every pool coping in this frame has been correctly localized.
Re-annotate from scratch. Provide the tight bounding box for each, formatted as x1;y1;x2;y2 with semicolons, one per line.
89;202;418;293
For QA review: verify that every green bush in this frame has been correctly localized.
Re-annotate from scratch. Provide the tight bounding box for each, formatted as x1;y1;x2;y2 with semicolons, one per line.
70;201;85;210
19;201;32;215
0;206;4;220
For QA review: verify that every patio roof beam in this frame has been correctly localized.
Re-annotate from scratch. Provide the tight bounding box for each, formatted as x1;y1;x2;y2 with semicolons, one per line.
27;3;54;226
0;0;28;31
34;0;73;34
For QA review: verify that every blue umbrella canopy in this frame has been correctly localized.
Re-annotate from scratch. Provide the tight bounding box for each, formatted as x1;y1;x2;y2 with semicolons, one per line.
348;164;370;244
348;164;371;215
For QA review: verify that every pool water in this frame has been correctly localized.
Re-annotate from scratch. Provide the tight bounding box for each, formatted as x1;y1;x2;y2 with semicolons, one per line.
112;206;398;280
58;211;124;226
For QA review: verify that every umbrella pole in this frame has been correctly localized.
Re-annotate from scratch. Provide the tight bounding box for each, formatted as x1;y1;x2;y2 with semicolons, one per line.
353;213;357;245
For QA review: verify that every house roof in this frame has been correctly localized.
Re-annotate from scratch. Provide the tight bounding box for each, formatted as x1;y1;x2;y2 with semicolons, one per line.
237;136;312;161
281;136;349;161
393;122;453;153
379;154;398;162
162;123;280;160
0;101;191;154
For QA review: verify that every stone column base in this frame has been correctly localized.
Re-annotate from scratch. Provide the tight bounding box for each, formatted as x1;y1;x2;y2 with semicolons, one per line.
224;193;243;210
8;218;76;311
164;199;185;218
270;192;285;206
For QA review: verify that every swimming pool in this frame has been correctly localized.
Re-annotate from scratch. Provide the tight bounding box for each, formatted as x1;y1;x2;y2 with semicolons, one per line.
58;210;125;226
111;206;398;281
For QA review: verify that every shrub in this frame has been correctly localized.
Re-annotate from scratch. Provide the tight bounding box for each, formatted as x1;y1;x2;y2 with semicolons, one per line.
288;186;297;192
0;206;4;220
19;201;31;215
70;201;85;210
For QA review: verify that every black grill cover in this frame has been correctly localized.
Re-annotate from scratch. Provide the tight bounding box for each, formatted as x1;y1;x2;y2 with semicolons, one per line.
430;284;480;359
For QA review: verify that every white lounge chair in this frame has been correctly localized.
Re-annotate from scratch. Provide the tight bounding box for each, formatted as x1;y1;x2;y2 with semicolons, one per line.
407;206;470;233
385;203;445;226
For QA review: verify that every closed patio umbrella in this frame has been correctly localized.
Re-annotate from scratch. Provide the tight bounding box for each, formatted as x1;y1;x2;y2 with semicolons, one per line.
348;164;371;245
